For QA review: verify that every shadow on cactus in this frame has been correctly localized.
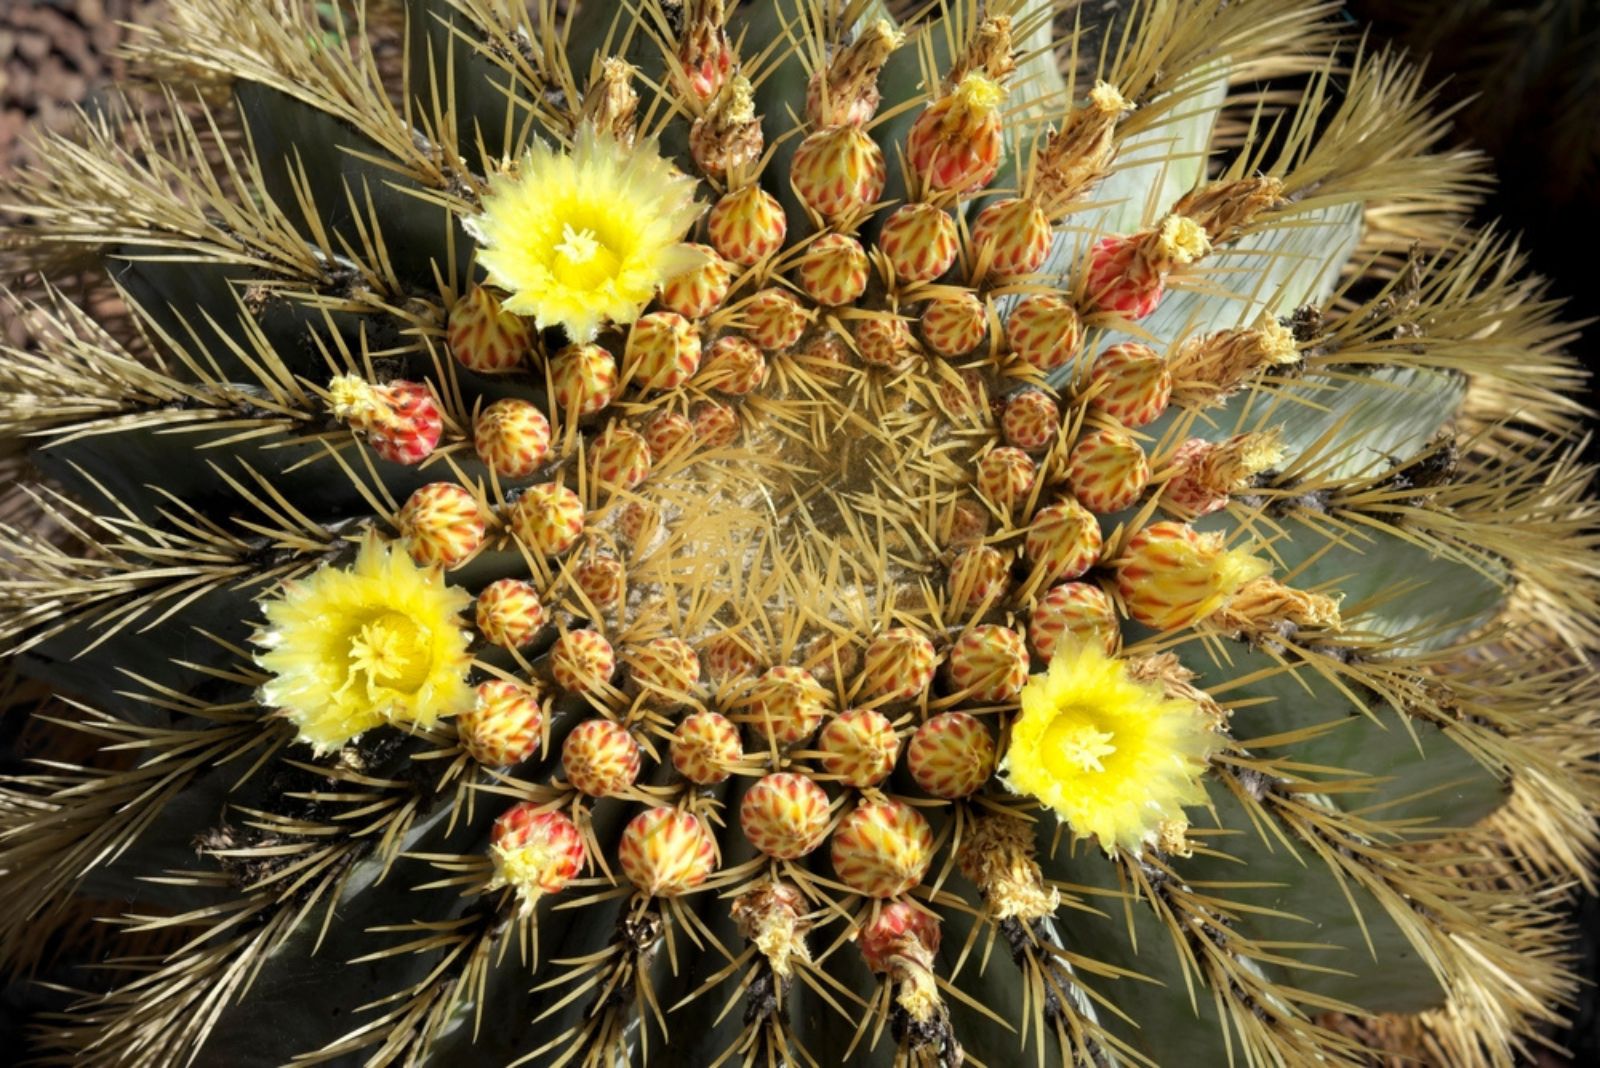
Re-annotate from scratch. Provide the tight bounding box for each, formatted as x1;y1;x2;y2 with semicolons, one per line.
1;0;1597;1065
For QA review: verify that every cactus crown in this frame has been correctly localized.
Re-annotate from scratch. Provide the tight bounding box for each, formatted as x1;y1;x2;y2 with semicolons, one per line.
1;0;1597;1065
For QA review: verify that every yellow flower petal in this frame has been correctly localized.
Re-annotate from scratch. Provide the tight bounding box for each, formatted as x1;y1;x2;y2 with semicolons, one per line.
255;535;474;753
999;640;1216;854
466;124;703;341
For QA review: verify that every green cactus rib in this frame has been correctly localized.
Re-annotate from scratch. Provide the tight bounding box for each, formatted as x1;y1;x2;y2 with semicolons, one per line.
1;1;1597;1066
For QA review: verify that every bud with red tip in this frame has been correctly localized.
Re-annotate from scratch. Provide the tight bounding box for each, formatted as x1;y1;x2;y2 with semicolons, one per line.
1082;214;1210;320
488;804;585;913
906;73;1006;194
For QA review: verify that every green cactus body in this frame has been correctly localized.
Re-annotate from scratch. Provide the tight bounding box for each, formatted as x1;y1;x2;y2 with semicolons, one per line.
0;1;1596;1065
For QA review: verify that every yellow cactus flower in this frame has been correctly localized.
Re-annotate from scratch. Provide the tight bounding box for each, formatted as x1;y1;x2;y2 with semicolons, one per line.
467;124;704;341
999;640;1216;854
255;535;474;753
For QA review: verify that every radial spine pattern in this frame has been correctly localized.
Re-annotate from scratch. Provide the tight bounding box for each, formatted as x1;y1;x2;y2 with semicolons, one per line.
1;1;1597;1066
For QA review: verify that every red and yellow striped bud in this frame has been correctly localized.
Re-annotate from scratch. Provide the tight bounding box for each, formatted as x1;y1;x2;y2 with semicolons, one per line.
854;316;919;370
699;335;767;395
573;556;625;609
795;233;870;306
744;287;811;351
944;497;989;547
448;286;531;373
946;624;1028;703
474;398;551;480
907;711;996;797
817;709;899;788
641;410;696;460
921;292;986;357
328;376;443;465
562;716;640;797
799;331;851;381
971;197;1052;278
459;679;544;766
906;73;1005;194
616;500;659;548
624;311;701;392
739;665;831;746
1087;342;1170;427
831;800;934;898
857;902;940;973
791;125;887;221
488;804;584;911
1001;389;1060;452
626;636;701;702
509;482;585;556
708;185;787;265
1029;582;1119;659
474;578;546;649
878;203;959;284
1082;214;1210;320
740;773;831;859
975;446;1036;513
860;627;939;703
1024;498;1102;584
1115;521;1271;631
948;543;1009;613
691;401;741;449
659;243;732;319
549;342;617;416
1005;293;1083;374
1065;429;1151;514
619;807;717;897
397;482;485;568
672;711;742;785
1163;431;1286;517
589;424;653;491
549;629;616;698
702;633;761;685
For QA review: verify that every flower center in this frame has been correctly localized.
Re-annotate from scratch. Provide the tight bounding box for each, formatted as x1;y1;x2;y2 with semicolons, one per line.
555;223;601;264
551;221;622;291
346;611;433;696
1040;713;1117;776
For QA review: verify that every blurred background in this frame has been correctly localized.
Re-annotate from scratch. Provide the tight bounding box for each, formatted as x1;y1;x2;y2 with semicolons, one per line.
3;0;1596;1062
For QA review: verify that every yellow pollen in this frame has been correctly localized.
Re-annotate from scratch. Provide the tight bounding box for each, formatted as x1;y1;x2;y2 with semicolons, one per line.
1042;715;1117;774
556;224;601;264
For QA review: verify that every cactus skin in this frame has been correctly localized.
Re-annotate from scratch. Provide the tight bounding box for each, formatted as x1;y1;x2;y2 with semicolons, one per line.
0;2;1596;1067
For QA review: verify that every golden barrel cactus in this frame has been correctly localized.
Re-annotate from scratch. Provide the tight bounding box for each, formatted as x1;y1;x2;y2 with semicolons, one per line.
1;1;1597;1065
